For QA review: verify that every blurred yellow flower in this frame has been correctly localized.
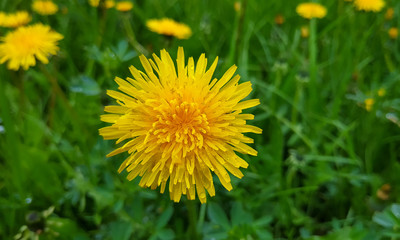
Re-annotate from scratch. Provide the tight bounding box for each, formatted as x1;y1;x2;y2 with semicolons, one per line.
301;25;309;38
105;0;115;9
89;0;100;7
32;1;59;15
88;0;115;9
0;24;63;71
146;18;192;39
274;14;285;25
378;88;386;97
116;1;133;12
354;0;385;12
99;47;261;203
234;1;241;12
364;98;374;111
385;8;394;20
296;3;327;19
388;27;398;39
0;11;31;28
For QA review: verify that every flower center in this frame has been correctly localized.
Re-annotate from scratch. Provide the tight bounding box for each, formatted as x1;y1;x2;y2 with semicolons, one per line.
151;99;210;151
13;33;40;55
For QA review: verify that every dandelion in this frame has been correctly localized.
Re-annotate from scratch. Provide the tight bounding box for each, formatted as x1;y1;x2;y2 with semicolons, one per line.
105;0;115;9
301;25;309;38
99;47;262;203
296;3;327;19
385;7;394;20
388;27;398;39
364;98;374;111
378;88;386;97
274;14;285;25
376;184;391;200
0;11;31;28
234;2;241;12
88;0;100;7
32;0;59;15
146;18;192;39
354;0;385;12
0;24;63;71
116;1;133;12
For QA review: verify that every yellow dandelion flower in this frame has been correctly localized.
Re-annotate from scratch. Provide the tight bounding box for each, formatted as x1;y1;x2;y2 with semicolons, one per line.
146;18;192;39
89;0;100;7
32;1;58;15
0;12;5;24
105;0;115;9
116;1;133;12
364;98;374;111
234;2;241;12
388;27;398;39
296;3;327;19
99;47;262;203
354;0;385;12
385;7;394;20
301;25;309;38
274;14;285;25
378;88;386;97
0;24;63;71
0;11;31;28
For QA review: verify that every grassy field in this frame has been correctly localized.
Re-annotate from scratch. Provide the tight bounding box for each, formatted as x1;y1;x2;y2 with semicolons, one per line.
1;0;400;239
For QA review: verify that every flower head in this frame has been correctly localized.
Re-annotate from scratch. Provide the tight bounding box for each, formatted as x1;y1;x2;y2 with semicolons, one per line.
388;27;398;39
32;1;59;15
99;47;261;203
105;0;115;9
385;8;394;20
378;88;386;97
146;18;192;39
296;3;327;19
88;0;100;7
301;25;309;38
354;0;385;12
274;14;285;25
0;24;63;70
364;98;374;111
0;11;31;28
116;1;133;11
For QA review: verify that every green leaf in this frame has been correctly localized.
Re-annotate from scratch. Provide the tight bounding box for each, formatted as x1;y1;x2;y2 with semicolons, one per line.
391;204;400;219
149;229;175;240
207;202;230;230
108;220;133;240
373;212;396;228
230;202;252;226
156;205;174;229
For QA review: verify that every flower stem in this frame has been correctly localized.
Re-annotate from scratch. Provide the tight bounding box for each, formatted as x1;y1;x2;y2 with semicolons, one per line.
196;203;206;233
39;64;88;140
291;82;303;125
308;18;318;112
185;200;199;240
121;14;148;56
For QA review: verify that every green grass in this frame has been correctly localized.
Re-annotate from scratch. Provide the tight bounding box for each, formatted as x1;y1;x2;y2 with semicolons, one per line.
1;0;400;239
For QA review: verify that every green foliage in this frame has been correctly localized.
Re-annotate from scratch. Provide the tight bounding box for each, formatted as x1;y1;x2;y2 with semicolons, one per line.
1;0;400;239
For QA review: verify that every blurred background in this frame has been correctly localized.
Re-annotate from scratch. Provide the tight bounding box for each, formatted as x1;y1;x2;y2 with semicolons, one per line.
1;0;400;239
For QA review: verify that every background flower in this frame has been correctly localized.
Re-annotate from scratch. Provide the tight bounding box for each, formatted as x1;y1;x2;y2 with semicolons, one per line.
32;0;59;15
116;1;133;12
146;18;192;39
354;0;385;12
296;2;327;19
0;11;31;28
0;24;63;70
